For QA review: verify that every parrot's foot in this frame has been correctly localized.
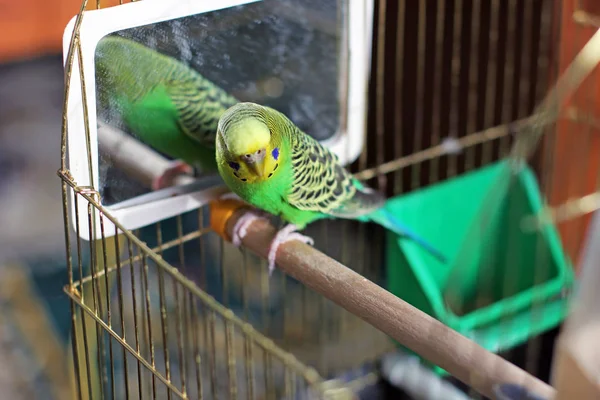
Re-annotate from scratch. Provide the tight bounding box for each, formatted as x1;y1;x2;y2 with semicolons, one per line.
267;224;314;276
152;160;194;191
231;211;270;247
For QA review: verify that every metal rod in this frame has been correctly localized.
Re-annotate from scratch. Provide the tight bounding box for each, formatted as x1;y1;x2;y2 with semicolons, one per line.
74;196;95;400
99;213;116;399
154;223;172;400
174;216;187;396
225;320;238;399
509;27;600;163
126;237;144;400
244;335;254;400
393;0;406;192
448;0;463;178
355;117;526;181
113;230;130;400
87;203;106;400
222;209;556;400
141;253;157;399
482;0;500;165
190;294;203;399
374;0;387;191
411;0;426;191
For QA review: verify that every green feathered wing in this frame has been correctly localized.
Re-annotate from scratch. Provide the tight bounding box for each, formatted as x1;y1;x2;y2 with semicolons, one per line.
95;35;238;172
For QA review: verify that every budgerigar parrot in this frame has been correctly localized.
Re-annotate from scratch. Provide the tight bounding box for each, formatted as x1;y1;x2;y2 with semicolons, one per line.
95;35;238;190
215;102;447;274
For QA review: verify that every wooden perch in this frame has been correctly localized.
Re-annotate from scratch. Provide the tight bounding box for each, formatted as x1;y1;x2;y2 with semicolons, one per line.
210;199;556;400
97;121;195;189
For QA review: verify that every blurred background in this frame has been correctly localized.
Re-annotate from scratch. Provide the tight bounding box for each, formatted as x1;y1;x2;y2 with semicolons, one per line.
1;0;599;399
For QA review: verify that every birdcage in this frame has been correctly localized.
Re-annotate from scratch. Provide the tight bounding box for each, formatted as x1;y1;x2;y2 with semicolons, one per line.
59;0;600;399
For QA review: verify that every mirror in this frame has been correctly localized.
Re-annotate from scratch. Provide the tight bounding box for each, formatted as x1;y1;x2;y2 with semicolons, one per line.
63;0;373;240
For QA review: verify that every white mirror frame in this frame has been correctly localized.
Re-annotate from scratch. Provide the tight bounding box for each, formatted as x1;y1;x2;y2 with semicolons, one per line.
63;0;374;241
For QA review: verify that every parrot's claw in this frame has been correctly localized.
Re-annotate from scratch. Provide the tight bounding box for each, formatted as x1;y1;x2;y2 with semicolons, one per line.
219;192;242;201
231;211;269;247
152;160;194;191
267;224;314;276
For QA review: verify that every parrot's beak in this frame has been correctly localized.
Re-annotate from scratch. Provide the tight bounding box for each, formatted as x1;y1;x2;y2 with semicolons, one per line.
245;149;267;178
249;159;266;178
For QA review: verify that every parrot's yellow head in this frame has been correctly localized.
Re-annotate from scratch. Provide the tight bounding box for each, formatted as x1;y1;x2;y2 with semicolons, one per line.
218;102;281;183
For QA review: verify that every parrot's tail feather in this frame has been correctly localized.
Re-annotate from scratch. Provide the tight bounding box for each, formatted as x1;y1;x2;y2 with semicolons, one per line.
368;208;447;264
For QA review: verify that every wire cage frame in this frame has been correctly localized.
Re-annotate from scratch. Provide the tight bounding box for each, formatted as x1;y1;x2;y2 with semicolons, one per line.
59;0;600;399
61;178;360;400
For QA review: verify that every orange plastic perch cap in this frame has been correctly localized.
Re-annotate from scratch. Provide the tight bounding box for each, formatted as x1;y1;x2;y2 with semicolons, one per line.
209;199;249;242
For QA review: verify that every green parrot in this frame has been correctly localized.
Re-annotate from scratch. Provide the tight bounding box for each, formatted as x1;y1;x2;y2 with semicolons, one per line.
95;35;238;190
215;102;447;274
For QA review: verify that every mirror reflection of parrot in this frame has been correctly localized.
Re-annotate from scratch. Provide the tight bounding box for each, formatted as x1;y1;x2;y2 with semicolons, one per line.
95;35;238;190
216;102;447;274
